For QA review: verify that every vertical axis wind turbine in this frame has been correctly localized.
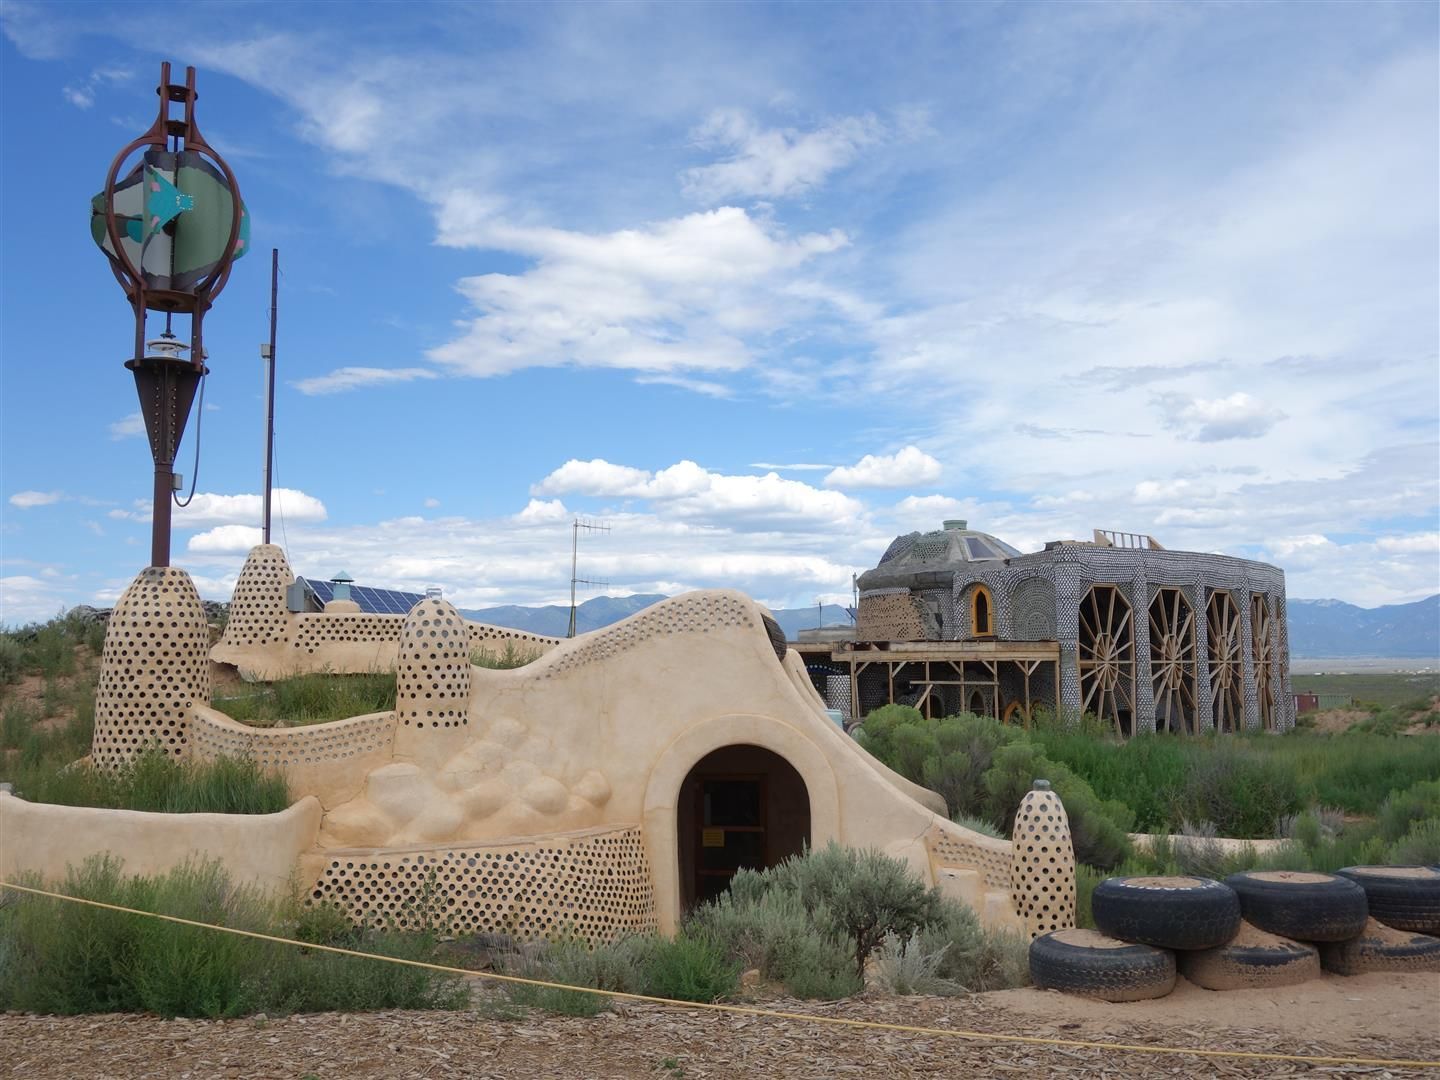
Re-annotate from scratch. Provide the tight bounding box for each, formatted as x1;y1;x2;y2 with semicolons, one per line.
90;63;249;567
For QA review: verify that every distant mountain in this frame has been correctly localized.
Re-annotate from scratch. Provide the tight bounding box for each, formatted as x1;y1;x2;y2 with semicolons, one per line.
465;591;1438;660
1286;594;1438;659
460;594;667;637
461;595;855;640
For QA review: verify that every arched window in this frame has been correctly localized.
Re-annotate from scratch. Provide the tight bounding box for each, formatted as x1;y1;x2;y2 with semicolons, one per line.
971;585;994;637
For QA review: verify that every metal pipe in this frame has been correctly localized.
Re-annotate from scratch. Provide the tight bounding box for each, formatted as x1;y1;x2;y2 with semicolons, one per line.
263;249;278;544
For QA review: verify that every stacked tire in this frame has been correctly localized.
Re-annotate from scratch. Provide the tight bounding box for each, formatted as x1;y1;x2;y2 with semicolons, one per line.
1032;876;1239;1001
1030;867;1440;1000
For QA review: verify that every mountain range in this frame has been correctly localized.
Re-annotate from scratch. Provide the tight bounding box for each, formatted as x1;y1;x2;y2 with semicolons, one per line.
463;594;1439;659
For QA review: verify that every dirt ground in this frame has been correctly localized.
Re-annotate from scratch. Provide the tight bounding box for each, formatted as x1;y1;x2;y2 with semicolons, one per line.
2;973;1436;1079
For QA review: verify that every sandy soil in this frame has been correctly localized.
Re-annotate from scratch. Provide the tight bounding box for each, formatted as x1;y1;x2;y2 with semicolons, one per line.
2;974;1436;1079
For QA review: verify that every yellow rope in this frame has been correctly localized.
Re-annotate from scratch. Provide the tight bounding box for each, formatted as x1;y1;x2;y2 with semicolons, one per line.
1;880;1435;1069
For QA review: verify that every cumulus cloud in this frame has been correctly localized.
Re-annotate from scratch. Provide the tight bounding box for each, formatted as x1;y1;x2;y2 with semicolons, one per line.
187;525;264;553
533;460;654;498
824;446;942;489
514;498;569;525
426;207;847;381
109;412;145;440
750;462;833;472
1154;392;1283;442
530;458;861;527
110;488;328;528
292;367;438;396
8;490;64;509
681;109;887;202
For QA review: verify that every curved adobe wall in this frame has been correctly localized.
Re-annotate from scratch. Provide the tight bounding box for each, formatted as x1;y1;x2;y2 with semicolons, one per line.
93;567;211;767
0;791;321;895
309;825;657;941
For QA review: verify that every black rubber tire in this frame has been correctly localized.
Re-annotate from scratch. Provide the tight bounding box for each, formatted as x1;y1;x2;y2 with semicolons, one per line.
760;612;788;663
1319;919;1440;975
1091;876;1241;950
1029;928;1176;1002
1223;871;1369;942
1334;866;1440;934
1177;925;1319;991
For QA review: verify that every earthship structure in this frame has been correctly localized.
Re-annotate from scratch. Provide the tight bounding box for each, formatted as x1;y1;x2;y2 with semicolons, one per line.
797;521;1293;735
0;545;1076;944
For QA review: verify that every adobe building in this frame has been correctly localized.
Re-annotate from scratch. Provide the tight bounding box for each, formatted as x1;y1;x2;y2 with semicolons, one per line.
800;521;1292;735
1;546;1077;944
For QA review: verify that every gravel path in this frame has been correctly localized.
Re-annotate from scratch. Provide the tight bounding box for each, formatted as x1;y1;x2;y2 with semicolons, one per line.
3;976;1437;1079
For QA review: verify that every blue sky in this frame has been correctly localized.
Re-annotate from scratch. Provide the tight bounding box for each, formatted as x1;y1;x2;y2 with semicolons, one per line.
1;1;1436;623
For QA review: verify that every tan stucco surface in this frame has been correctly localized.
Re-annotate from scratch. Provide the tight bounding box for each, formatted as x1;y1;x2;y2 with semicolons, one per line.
0;790;322;895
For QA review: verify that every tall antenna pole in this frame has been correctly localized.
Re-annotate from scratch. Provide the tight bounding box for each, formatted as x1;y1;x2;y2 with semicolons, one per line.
567;516;611;637
262;248;278;544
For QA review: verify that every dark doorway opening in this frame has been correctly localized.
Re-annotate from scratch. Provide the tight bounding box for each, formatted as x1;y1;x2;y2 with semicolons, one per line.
678;745;811;910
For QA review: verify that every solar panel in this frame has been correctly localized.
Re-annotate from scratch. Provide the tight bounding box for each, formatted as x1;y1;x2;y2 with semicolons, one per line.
296;577;424;615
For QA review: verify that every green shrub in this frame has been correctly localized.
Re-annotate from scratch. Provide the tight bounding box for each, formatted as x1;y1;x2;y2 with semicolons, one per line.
0;857;466;1017
1074;864;1105;929
211;673;396;728
951;812;1004;839
872;931;962;996
981;743;1133;868
9;748;290;815
914;896;1028;992
1390;819;1440;865
471;643;541;669
1378;780;1440;844
0;635;24;685
625;931;740;1003
1;699;38;750
753;843;940;977
689;888;858;998
1167;743;1302;837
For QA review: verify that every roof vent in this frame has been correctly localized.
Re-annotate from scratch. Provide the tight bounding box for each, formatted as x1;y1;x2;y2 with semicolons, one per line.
943;519;967;531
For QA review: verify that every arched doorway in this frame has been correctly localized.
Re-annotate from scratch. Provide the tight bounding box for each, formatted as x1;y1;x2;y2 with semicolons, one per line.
678;745;811;909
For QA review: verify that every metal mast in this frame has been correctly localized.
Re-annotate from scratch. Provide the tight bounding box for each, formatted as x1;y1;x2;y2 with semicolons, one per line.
567;517;610;638
262;248;278;544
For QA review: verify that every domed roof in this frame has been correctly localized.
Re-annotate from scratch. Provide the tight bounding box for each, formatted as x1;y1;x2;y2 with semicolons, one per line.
858;520;1021;591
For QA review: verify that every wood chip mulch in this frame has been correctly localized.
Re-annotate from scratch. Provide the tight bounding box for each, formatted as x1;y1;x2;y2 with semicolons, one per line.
3;992;1437;1080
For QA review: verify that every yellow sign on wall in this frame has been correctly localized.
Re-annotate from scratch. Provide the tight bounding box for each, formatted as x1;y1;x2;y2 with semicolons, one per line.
702;828;725;848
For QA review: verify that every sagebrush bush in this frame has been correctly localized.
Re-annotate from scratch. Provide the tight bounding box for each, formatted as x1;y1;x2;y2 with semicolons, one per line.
688;888;859;998
0;857;466;1017
915;896;1028;992
1377;779;1440;844
872;932;962;996
1391;818;1440;865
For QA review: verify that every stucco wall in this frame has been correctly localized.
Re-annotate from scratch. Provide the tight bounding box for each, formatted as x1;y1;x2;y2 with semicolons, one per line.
0;790;321;895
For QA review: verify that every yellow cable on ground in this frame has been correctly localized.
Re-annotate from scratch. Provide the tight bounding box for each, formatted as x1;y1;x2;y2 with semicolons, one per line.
1;880;1436;1070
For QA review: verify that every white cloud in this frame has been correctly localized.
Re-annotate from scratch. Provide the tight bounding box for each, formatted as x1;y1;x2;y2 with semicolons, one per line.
1375;533;1439;555
0;574;67;624
825;446;942;489
423;498;441;509
111;488;329;528
682;109;886;202
187;525;264;553
292;367;438;395
61;65;131;110
530;458;862;527
750;462;833;472
109;412;145;440
426;207;847;381
533;460;654;498
1155;392;1282;442
514;498;569;525
8;490;64;509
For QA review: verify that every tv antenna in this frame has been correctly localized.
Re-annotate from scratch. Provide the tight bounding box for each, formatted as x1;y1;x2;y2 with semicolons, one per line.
568;517;610;638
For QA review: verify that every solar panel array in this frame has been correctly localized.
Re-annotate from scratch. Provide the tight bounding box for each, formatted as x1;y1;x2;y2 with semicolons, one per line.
300;577;425;616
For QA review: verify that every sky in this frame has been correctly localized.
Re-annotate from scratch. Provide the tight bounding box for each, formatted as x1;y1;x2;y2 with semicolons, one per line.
1;1;1437;624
